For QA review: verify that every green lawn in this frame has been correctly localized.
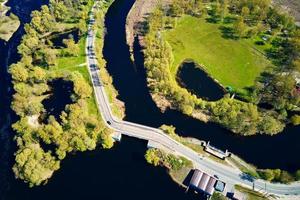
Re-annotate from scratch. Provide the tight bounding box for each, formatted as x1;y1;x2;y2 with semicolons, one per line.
163;15;272;90
51;37;99;116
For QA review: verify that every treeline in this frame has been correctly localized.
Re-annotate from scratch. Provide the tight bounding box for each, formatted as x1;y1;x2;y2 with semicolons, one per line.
160;125;300;183
206;0;300;119
143;2;286;136
145;148;192;171
10;0;113;186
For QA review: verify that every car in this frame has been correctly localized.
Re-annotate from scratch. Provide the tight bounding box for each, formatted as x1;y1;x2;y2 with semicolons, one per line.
107;121;111;125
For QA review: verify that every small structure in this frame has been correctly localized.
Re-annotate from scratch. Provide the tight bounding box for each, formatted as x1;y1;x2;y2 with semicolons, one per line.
215;180;226;192
189;169;218;198
111;132;122;142
204;141;230;160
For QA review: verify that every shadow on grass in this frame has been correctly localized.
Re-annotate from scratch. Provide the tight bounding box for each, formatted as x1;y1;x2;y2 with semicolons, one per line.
223;16;236;24
219;25;238;40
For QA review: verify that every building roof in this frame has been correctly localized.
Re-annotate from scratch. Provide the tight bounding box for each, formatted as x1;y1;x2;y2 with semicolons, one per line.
215;180;225;192
189;169;217;196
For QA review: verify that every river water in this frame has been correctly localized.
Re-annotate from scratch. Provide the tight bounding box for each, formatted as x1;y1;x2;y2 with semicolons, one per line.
103;0;300;172
0;0;300;199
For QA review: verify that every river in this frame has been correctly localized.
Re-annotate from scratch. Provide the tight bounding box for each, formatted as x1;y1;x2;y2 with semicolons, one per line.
0;0;300;199
103;0;300;172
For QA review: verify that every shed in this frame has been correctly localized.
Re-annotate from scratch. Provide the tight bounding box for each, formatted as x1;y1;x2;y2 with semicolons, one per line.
189;169;217;196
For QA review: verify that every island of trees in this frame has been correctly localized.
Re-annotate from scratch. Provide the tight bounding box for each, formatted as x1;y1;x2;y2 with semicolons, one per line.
143;0;300;136
9;0;114;186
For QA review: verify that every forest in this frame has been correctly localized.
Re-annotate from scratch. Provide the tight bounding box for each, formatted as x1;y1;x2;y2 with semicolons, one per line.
9;0;113;186
143;0;300;136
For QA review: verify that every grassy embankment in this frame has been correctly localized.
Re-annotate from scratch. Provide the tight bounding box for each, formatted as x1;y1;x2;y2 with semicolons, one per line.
94;13;125;119
0;0;20;41
164;16;272;93
50;37;100;116
235;185;273;200
145;147;193;186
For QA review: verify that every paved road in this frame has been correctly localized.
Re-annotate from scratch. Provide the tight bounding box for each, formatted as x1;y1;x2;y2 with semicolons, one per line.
86;3;300;198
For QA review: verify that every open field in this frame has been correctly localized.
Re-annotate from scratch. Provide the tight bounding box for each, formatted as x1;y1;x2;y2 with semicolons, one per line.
164;16;272;90
0;15;20;41
50;37;99;116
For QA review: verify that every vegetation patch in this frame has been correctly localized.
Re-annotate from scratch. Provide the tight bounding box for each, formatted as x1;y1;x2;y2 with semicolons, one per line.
145;148;193;185
10;0;114;187
164;16;272;91
235;185;271;200
143;0;299;136
93;5;125;119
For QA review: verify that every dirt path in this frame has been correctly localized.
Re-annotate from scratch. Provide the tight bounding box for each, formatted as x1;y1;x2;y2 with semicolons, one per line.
126;0;170;50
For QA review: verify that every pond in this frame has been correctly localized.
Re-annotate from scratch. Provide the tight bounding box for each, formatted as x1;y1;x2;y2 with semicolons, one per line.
42;78;73;122
103;0;300;172
50;29;79;48
176;61;225;101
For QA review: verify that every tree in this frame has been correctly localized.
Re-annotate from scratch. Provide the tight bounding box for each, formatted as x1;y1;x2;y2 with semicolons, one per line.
241;6;250;20
9;63;28;82
145;149;161;166
13;144;60;187
31;5;54;34
259;169;276;181
62;38;80;57
71;72;92;98
50;0;68;22
234;16;247;38
259;115;284;135
220;0;229;22
291;115;300;126
78;19;87;35
42;48;57;67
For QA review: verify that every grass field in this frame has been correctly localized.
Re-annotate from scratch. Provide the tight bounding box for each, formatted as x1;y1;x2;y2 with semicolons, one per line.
51;37;99;116
163;15;272;90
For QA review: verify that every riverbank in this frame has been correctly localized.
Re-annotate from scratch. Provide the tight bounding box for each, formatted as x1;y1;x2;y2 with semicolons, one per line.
141;0;300;136
8;0;117;186
155;125;300;186
94;0;125;119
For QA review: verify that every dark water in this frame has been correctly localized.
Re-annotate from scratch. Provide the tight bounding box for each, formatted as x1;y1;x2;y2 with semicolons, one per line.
103;0;300;172
0;1;203;200
0;0;300;199
177;61;225;101
0;0;49;198
4;136;200;200
42;79;73;121
50;29;79;48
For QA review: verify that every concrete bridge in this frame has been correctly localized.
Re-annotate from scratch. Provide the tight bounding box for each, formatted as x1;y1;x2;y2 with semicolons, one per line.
86;2;300;198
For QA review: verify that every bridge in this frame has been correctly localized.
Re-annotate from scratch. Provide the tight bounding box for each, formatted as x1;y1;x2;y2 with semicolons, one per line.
86;2;300;198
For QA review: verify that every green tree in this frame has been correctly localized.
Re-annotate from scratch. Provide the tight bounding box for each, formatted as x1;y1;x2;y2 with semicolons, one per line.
291;115;300;126
62;38;80;57
9;63;28;82
145;149;161;166
234;16;247;38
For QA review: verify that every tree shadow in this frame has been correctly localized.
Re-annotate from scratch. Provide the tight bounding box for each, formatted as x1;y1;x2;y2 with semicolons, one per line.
222;16;236;24
219;26;238;40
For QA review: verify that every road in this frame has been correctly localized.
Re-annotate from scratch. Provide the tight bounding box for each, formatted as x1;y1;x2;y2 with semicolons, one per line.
86;3;300;198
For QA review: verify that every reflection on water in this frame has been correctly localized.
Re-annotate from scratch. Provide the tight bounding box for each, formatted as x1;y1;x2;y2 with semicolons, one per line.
176;61;225;101
42;78;73;122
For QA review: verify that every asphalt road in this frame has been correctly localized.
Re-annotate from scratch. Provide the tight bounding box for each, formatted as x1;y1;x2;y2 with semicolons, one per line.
86;3;300;198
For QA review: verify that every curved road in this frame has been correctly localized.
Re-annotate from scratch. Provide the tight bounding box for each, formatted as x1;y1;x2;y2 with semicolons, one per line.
86;2;300;198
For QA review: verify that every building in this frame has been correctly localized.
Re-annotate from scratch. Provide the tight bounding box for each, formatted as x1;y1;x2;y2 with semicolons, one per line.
189;169;219;198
